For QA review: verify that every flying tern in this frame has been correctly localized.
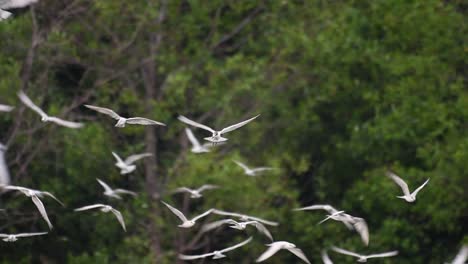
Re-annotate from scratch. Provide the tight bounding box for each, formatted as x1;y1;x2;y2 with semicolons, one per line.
233;160;275;176
386;170;430;202
179;237;252;260
330;246;398;262
0;232;47;242
111;151;152;175
256;241;311;264
85;105;165;127
162;201;213;228
74;204;126;231
212;209;279;226
96;178;137;199
173;184;219;199
202;219;273;241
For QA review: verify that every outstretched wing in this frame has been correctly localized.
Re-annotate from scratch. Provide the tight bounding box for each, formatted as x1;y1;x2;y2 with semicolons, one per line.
386;170;411;196
220;237;252;253
0;104;14;112
201;219;236;233
178;253;214;260
96;178;113;193
251;167;275;173
246;215;279;227
114;189;137;196
1;0;38;9
173;187;193;194
293;204;339;214
321;250;334;264
220;114;260;134
162;201;188;222
126;117;166;126
178;115;215;133
185;128;202;148
233;160;250;171
250;222;273;241
18;91;48;118
74;204;106;211
47;117;84;129
111;152;125;164
124;153;152;165
256;242;284;262
39;191;64;206
192;208;214;222
111;208;126;231
330;246;361;258
197;184;219;193
411;178;430;198
16;232;48;238
452;245;468;264
31;196;53;230
367;251;399;259
352;217;369;246
84;105;121;120
288;247;311;264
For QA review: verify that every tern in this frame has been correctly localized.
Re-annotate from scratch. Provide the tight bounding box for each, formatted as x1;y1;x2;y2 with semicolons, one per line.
293;204;353;230
233;160;275;176
386;170;430;202
0;104;14;112
448;245;468;264
96;178;137;199
18;91;83;128
331;246;398;262
84;105;165;127
179;237;252;260
162;201;213;228
111;151;152;175
319;211;369;246
178;114;260;143
1;185;63;230
0;0;38;21
212;209;279;226
173;184;219;199
322;249;334;264
0;232;47;242
202;219;273;241
256;241;311;264
0;143;10;185
74;204;126;231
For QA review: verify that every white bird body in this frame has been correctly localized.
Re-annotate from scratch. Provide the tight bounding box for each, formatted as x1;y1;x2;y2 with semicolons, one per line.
85;105;165;128
111;152;152;175
331;246;398;262
96;178;136;199
0;0;38;21
233;160;275;176
202;218;273;241
386;171;430;202
212;209;279;226
0;232;47;242
173;185;219;199
74;204;126;231
0;104;14;112
162;201;213;228
18;91;83;128
178;114;260;143
0;143;10;186
256;241;311;264
179;237;252;260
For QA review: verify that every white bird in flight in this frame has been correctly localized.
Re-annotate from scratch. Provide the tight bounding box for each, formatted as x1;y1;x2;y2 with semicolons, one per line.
448;245;468;264
322;249;334;264
0;232;47;242
111;151;152;175
18;91;83;128
173;184;219;199
184;128;216;153
202;219;273;241
96;178;137;199
386;170;430;202
74;204;126;231
233;160;275;176
293;204;353;230
84;105;165;127
0;143;10;186
179;237;252;260
256;241;311;264
212;209;279;226
320;211;369;246
1;185;63;230
330;246;398;262
178;114;260;143
0;0;38;21
0;104;14;112
162;201;213;228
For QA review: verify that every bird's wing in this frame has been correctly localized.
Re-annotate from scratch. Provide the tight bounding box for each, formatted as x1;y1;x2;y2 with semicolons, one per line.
321;250;334;264
288;247;311;264
16;232;48;238
96;178;113;193
212;209;243;218
31;195;53;230
124;153;152;164
1;0;38;9
18;91;48;118
111;208;126;231
452;245;468;264
47;117;84;128
367;251;399;259
201;219;235;233
386;170;411;196
0;9;12;20
178;253;214;260
220;114;260;134
256;242;284;262
352;218;369;246
293;204;338;214
330;246;361;258
0;234;8;237
114;189;137;196
0;104;14;112
126;117;166;126
220;236;252;253
40;192;64;206
84;105;121;119
251;167;275;173
251;222;273;241
192;208;214;222
185;128;201;148
162;201;188;222
111;152;125;164
197;184;219;193
247;215;279;226
74;204;106;211
178;115;215;133
173;187;193;194
411;178;430;198
0;185;25;192
233;160;250;171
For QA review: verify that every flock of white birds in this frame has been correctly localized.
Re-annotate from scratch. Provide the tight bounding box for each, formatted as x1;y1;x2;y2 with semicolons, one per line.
0;0;466;263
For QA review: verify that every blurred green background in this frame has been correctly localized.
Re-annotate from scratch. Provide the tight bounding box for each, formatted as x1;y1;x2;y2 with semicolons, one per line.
0;0;467;263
